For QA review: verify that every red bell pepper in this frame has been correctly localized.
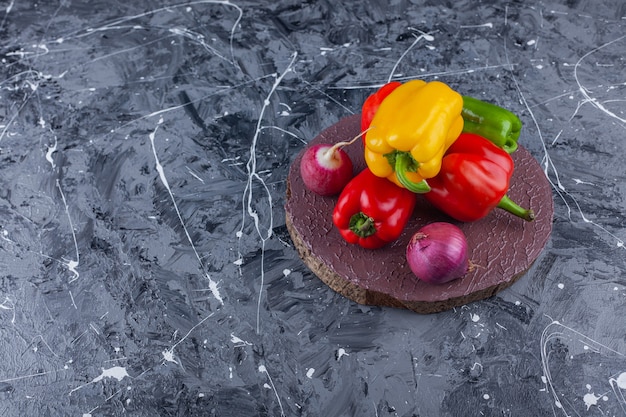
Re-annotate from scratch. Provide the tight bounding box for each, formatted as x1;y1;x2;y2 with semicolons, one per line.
423;132;534;222
360;81;401;132
332;168;417;249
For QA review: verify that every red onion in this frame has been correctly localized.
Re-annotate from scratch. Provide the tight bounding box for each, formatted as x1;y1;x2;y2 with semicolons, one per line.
406;222;469;284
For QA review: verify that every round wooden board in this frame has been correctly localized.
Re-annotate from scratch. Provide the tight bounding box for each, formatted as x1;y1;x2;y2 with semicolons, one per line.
285;114;554;314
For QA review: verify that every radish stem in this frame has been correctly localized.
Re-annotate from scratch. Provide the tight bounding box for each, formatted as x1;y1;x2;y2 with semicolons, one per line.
323;127;373;159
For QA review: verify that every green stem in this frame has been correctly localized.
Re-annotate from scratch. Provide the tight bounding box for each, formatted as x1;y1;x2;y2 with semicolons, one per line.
394;152;431;193
497;195;535;221
349;212;376;238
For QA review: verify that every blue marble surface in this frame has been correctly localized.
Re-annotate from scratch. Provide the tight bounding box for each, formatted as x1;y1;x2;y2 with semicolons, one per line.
0;1;625;416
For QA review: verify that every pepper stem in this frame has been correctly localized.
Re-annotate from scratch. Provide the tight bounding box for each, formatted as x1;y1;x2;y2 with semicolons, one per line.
394;151;431;193
349;212;376;238
497;195;535;221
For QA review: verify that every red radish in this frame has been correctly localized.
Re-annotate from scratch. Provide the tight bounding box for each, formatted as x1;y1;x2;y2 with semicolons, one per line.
406;222;470;285
300;130;369;196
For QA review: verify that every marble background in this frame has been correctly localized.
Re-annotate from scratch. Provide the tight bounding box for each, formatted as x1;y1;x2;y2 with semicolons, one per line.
0;0;625;416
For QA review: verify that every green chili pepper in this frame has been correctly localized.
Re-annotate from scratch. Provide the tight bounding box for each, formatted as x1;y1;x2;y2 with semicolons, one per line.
461;96;522;153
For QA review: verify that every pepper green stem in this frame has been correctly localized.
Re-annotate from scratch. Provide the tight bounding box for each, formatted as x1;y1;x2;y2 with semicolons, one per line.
497;195;535;221
394;152;431;193
349;212;376;238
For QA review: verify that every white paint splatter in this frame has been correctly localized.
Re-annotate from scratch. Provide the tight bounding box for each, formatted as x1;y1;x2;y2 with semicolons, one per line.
148;118;223;304
337;348;349;360
259;364;285;417
231;333;252;347
541;320;626;413
387;29;436;82
162;314;214;366
162;349;178;365
94;366;129;382
612;372;626;389
0;297;16;324
573;178;595;185
573;35;626;124
460;22;493;29
69;366;130;395
471;362;483;372
237;52;298;335
56;180;80;283
583;392;601;410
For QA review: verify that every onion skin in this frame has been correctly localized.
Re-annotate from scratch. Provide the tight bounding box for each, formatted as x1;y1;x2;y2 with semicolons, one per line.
406;222;469;284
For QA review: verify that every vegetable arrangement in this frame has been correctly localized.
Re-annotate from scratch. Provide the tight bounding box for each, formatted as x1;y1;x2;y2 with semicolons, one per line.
299;80;533;285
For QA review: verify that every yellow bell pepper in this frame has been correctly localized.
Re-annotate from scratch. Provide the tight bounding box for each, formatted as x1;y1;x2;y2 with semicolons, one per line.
364;80;464;193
